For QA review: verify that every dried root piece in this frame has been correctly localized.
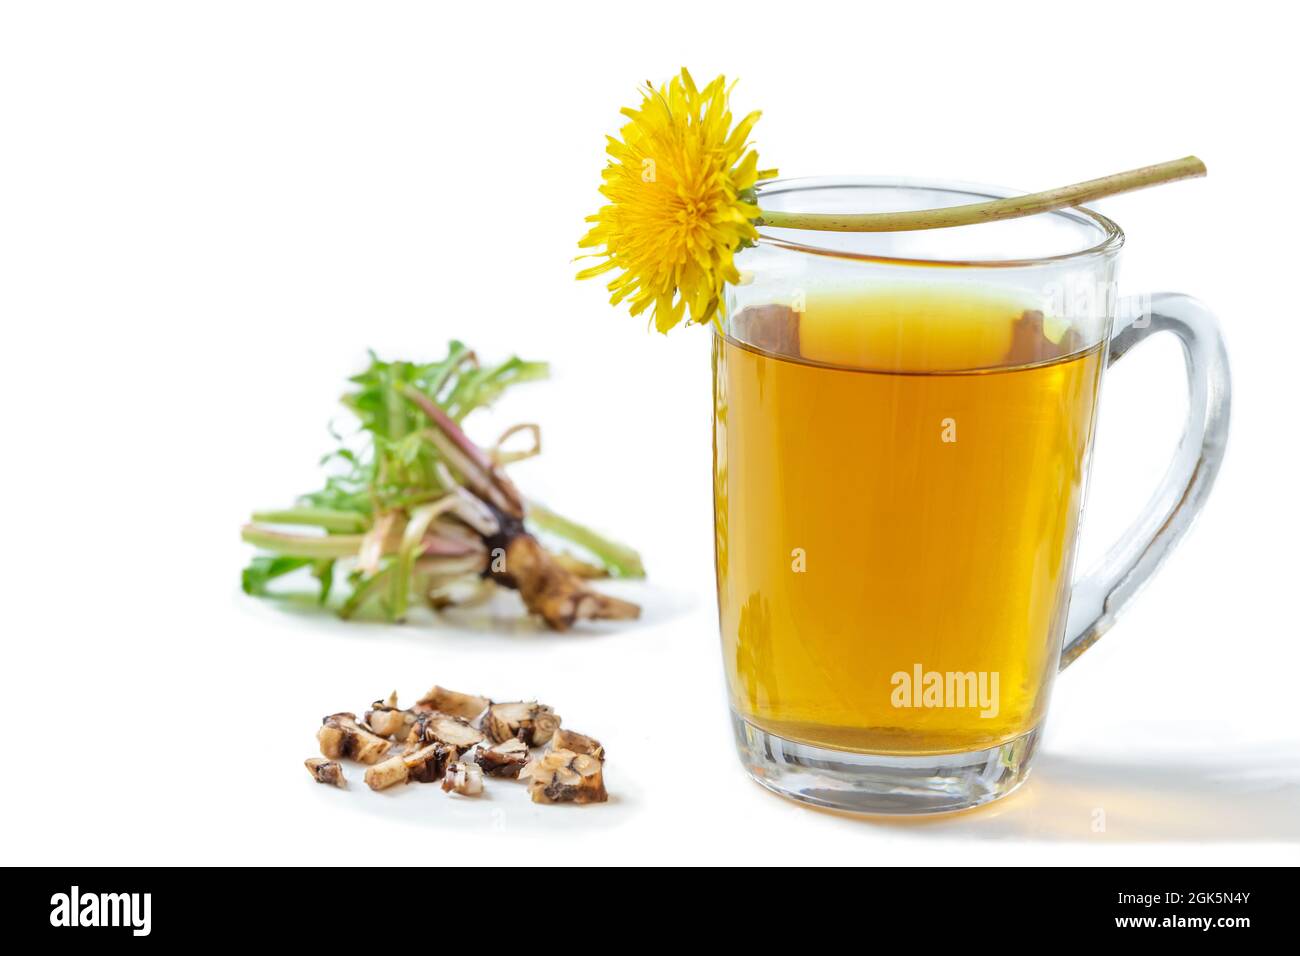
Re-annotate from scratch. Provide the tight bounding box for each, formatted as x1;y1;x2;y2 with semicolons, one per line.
364;753;410;791
415;685;490;722
364;742;457;791
521;749;607;805
475;738;529;778
551;728;604;759
409;712;485;750
483;701;560;746
405;742;456;784
304;758;346;788
442;760;484;796
365;692;418;739
492;533;640;630
318;713;391;765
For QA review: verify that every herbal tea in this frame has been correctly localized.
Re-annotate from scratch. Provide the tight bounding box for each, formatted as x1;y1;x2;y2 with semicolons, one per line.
713;286;1105;755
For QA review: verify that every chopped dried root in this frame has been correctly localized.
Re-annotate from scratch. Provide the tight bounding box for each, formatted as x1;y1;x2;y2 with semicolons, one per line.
318;713;391;764
442;760;484;796
483;700;560;746
551;728;604;758
521;749;607;805
406;742;456;784
365;692;418;739
364;754;409;791
308;685;608;805
305;758;346;788
364;742;457;791
409;711;485;750
415;685;491;722
475;738;529;778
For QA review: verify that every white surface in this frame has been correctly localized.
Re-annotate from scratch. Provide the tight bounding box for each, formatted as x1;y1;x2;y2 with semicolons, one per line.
2;1;1297;865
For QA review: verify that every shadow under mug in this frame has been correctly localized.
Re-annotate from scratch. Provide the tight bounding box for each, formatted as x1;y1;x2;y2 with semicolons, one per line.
712;177;1230;814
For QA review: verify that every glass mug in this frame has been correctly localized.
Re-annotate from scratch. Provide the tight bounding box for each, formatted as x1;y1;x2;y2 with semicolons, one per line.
712;178;1230;814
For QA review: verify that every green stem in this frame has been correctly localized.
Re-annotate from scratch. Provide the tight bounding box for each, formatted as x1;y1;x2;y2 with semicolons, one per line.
389;497;455;622
241;525;365;559
385;488;449;510
758;156;1206;233
340;568;389;620
251;507;368;533
527;502;646;578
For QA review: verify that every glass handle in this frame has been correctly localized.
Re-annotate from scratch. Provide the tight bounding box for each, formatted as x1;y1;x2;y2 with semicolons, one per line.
1060;293;1232;670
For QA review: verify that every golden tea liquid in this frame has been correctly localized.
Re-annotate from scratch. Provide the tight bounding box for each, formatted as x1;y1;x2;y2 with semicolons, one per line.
713;286;1105;755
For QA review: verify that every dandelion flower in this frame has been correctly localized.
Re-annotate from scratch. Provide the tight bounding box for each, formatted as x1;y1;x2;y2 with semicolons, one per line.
577;69;770;333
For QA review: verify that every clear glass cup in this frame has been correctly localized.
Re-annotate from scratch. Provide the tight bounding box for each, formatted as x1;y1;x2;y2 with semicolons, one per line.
713;177;1230;814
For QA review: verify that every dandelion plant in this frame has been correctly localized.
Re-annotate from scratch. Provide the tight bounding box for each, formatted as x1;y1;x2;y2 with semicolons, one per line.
241;343;643;630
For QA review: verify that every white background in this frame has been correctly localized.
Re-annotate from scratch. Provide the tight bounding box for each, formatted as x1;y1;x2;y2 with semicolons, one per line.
3;1;1297;865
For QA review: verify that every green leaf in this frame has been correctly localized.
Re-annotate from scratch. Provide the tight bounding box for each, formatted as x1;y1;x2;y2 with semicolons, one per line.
443;357;549;421
242;556;312;596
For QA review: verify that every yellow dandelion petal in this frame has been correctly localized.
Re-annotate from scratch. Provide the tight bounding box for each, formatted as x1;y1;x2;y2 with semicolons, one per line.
575;260;618;280
577;69;771;333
